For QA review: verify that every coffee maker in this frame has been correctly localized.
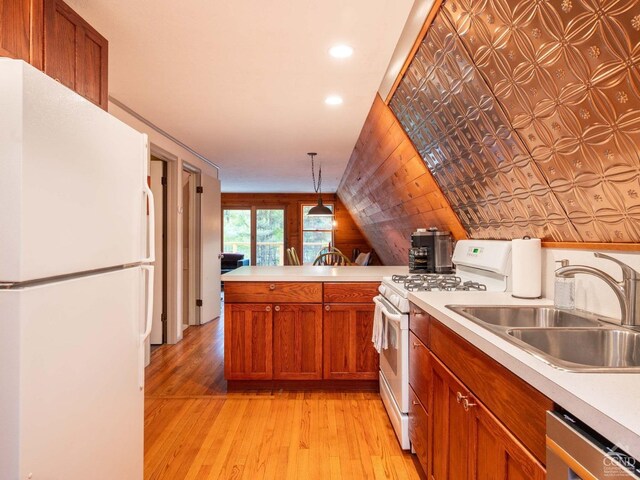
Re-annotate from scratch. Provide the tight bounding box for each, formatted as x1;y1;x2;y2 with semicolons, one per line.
409;228;454;274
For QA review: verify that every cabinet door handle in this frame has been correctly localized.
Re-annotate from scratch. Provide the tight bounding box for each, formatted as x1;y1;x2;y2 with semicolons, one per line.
462;398;477;411
265;306;272;312
412;400;420;406
274;305;281;312
412;342;422;349
456;391;468;404
325;305;331;311
269;283;276;291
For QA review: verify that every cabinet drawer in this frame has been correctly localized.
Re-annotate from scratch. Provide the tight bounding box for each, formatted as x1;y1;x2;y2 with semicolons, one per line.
409;386;429;475
224;282;322;303
430;319;553;464
409;331;431;410
323;282;378;303
409;303;430;346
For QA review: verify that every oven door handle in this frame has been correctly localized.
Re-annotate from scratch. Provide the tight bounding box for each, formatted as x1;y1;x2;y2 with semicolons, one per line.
373;295;403;323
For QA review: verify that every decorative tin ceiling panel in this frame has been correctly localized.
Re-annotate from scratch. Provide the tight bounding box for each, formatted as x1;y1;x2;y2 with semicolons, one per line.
389;0;640;242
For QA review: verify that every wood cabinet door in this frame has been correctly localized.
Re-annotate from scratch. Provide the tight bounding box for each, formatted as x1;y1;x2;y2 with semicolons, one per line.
323;304;378;380
469;398;546;480
409;386;429;475
273;304;322;380
0;0;40;64
43;0;108;109
430;354;470;480
409;331;431;409
224;303;273;380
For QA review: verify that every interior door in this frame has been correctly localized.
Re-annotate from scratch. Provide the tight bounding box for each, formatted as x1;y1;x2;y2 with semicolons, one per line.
200;171;221;324
149;160;164;344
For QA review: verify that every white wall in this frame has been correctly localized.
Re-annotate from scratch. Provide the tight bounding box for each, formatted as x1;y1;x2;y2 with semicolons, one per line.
109;101;221;345
542;248;640;322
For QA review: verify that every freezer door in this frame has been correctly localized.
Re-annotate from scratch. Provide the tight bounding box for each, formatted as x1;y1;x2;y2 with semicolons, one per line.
0;60;151;282
0;267;146;480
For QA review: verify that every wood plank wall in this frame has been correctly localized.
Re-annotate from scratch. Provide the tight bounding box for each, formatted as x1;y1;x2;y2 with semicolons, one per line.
221;193;373;264
337;94;467;266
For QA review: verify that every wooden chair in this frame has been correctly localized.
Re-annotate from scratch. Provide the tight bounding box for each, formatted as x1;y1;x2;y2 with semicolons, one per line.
313;251;353;266
286;247;301;266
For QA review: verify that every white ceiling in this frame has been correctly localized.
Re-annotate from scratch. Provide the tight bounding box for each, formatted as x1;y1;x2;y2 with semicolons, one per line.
65;0;415;192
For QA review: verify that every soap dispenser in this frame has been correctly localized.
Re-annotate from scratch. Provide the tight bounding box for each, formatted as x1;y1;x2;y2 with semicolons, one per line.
554;259;575;310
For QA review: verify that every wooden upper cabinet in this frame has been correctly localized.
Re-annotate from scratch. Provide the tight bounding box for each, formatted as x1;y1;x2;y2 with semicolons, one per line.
323;304;378;380
0;0;32;62
224;303;273;380
43;0;107;109
273;304;322;380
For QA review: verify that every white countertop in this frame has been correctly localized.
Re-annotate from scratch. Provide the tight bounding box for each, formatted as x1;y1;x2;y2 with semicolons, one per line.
408;291;640;460
221;265;409;282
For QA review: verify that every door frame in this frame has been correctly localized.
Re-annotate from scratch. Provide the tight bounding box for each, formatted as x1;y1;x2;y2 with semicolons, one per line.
183;161;202;326
150;156;168;343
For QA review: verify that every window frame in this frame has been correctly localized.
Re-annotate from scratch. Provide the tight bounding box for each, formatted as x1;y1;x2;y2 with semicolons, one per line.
222;205;286;266
300;203;335;265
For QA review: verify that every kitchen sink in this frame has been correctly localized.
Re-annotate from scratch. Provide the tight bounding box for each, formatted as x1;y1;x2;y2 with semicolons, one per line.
445;305;640;372
447;305;605;328
507;328;640;372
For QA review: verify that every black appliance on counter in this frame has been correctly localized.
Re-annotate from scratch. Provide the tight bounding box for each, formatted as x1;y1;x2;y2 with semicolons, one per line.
409;228;454;274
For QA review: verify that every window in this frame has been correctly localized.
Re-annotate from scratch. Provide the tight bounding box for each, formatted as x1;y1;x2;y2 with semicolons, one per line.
223;207;285;266
302;204;334;264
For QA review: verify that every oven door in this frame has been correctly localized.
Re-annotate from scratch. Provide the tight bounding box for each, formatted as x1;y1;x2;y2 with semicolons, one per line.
374;295;409;413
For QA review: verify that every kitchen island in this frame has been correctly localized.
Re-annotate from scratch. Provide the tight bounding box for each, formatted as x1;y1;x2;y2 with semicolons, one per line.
221;265;407;388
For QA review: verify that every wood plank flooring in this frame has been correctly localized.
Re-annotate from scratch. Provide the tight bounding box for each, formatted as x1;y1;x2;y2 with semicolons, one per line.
145;312;424;479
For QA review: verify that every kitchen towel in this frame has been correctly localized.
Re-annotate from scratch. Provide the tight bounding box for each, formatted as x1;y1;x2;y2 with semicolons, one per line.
511;237;542;299
371;297;387;353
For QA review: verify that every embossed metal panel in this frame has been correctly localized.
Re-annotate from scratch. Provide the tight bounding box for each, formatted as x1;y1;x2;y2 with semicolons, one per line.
389;0;640;242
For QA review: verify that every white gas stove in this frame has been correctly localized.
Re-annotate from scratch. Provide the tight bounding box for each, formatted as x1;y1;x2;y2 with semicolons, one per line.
376;240;512;450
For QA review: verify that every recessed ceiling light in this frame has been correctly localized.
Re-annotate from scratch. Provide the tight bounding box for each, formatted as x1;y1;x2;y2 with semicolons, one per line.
325;95;343;105
329;44;354;58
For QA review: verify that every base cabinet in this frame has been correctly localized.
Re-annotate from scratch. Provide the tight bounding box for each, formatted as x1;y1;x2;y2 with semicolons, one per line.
408;386;429;474
273;304;323;380
323;304;378;380
224;303;273;380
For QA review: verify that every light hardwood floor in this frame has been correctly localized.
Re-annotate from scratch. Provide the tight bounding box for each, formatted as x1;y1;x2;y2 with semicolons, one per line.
145;309;424;479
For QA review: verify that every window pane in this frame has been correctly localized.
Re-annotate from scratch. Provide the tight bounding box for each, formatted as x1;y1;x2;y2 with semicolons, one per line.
303;231;332;264
256;209;285;266
302;205;333;230
223;209;251;263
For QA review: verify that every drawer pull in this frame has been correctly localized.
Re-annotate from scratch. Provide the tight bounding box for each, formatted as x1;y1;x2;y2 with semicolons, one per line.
462;398;477;411
325;305;331;311
456;391;467;403
412;342;422;349
265;306;272;312
274;305;281;312
269;283;276;291
412;400;420;406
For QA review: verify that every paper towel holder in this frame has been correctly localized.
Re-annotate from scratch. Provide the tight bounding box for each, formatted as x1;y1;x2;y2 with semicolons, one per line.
511;236;542;299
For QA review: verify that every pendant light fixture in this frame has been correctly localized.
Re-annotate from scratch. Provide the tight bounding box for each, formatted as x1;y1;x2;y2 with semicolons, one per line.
306;152;333;217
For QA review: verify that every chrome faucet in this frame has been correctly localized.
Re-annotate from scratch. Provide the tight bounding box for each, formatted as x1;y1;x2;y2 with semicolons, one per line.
555;253;640;327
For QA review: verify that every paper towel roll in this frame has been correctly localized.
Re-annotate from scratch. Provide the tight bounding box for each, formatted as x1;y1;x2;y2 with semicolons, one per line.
511;237;542;299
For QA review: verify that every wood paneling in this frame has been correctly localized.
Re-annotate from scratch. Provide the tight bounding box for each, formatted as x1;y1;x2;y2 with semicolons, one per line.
337;94;466;265
224;281;322;303
429;319;552;463
323;282;378;303
273;304;323;380
221;193;373;264
223;303;273;380
323;304;379;380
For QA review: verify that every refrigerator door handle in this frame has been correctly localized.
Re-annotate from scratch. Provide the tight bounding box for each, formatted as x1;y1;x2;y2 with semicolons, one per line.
139;265;154;390
143;181;156;263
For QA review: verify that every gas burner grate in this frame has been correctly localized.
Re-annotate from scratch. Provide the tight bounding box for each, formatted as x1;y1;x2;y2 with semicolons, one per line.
391;274;488;292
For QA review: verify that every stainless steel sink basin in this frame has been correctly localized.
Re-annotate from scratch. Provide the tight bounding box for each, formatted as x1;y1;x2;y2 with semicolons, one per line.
507;328;640;372
447;305;605;328
445;305;640;372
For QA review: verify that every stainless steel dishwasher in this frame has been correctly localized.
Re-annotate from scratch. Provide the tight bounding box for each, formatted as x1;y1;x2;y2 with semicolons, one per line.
547;411;640;479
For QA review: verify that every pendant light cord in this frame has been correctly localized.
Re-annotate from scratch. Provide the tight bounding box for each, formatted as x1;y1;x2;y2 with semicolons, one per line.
309;152;321;194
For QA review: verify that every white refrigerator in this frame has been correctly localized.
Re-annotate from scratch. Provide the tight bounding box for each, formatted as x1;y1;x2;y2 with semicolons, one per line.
0;60;153;479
